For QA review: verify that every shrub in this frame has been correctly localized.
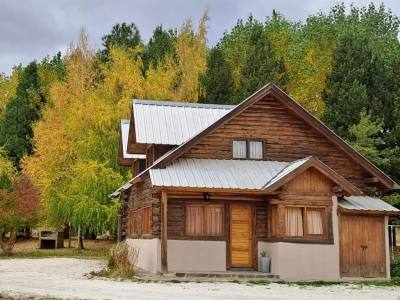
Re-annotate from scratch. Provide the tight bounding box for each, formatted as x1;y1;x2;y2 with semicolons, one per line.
391;259;400;277
107;242;138;276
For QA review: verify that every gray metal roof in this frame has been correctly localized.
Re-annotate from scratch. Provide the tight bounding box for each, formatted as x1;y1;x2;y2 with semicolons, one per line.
121;120;146;160
262;157;310;189
149;158;290;190
339;196;399;212
133;100;235;145
109;181;133;198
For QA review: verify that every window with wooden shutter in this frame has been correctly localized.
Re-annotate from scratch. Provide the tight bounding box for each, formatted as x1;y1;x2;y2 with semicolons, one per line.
128;210;136;236
186;204;224;236
142;206;152;235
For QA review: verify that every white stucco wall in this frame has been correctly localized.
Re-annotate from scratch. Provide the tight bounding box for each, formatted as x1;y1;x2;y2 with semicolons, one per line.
126;238;161;274
167;240;226;272
259;196;340;280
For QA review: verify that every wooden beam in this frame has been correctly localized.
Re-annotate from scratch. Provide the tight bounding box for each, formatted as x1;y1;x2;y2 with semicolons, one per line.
161;190;168;273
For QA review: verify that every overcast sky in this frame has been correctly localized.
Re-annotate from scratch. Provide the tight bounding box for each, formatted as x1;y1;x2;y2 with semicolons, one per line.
1;0;399;75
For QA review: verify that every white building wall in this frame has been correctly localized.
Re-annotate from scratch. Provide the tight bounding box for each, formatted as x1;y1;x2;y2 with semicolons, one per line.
259;196;340;280
126;238;161;274
168;240;226;272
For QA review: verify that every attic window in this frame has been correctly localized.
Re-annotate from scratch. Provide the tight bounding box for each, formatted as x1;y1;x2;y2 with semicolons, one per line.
232;140;264;159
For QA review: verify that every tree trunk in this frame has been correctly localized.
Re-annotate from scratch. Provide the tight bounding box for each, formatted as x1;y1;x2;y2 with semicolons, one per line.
68;223;72;248
77;226;84;250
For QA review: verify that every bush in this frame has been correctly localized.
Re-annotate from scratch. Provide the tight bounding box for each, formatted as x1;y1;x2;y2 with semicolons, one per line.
391;259;400;277
107;242;138;276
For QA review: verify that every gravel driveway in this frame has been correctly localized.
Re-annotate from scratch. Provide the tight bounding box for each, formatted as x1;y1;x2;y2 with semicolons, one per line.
0;258;400;300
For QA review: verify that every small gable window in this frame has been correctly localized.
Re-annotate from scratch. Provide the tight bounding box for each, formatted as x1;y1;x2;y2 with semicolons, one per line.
232;140;247;159
249;141;263;159
232;140;264;159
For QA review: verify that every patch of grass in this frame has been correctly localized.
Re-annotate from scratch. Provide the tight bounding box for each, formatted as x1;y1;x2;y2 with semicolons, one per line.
357;277;400;287
291;280;343;287
0;247;109;260
247;279;271;285
167;279;182;283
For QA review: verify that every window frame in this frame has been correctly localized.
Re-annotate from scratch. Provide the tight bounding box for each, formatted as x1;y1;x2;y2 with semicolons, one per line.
231;139;265;160
268;204;329;241
185;204;225;237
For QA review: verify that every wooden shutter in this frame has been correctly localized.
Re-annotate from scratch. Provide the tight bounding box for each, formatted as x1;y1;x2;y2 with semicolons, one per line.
142;207;152;235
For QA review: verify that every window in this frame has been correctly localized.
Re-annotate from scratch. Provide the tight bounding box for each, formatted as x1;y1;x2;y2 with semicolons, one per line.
306;208;324;235
285;206;325;237
285;207;304;236
232;140;264;159
249;141;263;159
142;206;152;235
186;204;224;236
268;205;327;239
232;140;247;159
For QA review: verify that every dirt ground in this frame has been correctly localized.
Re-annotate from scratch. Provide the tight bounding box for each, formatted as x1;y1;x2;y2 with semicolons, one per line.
1;258;400;300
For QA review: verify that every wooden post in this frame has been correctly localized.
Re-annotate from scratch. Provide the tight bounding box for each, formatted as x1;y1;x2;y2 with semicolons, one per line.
161;190;168;273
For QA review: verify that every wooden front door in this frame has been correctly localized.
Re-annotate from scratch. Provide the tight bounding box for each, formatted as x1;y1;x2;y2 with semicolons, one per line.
339;215;386;278
230;205;253;268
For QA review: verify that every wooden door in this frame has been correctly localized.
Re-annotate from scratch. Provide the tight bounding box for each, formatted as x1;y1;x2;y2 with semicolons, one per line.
339;215;386;278
230;205;253;268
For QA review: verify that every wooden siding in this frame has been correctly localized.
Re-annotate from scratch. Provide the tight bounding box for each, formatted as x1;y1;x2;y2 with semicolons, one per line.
286;167;333;193
182;96;370;191
339;215;386;278
125;175;161;238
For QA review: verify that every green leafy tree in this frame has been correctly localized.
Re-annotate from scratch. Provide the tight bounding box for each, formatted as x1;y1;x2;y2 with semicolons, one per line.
348;111;386;166
98;22;142;62
142;25;177;72
234;20;286;103
199;45;234;104
0;62;45;168
322;33;381;137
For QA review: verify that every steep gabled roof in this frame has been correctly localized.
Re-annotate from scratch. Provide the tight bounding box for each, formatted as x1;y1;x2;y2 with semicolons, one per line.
120;120;145;160
110;156;361;197
130;99;234;145
262;156;362;195
140;83;399;190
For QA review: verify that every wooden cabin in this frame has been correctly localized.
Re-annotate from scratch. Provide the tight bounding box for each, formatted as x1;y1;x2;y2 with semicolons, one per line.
111;83;400;280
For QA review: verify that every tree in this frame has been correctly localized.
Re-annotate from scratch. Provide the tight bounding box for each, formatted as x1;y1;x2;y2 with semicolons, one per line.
234;19;286;103
173;11;209;101
142;25;177;73
199;45;234;104
0;67;21;116
348;111;386;166
99;22;142;62
0;62;45;168
0;172;40;256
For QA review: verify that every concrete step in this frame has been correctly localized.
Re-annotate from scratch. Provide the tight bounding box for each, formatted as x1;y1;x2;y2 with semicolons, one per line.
174;271;279;280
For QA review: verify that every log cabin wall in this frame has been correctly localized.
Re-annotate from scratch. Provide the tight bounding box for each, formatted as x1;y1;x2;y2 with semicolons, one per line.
167;198;267;241
126;175;161;238
182;96;371;192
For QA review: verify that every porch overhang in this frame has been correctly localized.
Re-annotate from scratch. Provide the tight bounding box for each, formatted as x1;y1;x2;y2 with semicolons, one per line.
338;196;400;215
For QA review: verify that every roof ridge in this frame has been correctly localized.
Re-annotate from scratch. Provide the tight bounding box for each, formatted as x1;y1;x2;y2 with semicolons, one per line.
133;99;236;109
